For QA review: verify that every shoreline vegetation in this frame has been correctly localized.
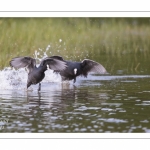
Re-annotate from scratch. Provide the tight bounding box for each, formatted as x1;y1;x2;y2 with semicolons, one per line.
0;18;150;70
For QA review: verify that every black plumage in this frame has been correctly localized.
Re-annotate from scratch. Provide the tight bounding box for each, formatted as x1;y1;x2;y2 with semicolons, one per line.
49;56;108;83
10;56;67;91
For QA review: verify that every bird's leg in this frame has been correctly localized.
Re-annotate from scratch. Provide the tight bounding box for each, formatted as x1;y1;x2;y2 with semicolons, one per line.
73;77;76;83
38;83;41;91
27;82;32;91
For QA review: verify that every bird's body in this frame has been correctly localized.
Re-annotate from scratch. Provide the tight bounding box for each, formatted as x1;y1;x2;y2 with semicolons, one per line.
50;56;108;83
27;66;45;90
59;61;81;83
10;56;67;91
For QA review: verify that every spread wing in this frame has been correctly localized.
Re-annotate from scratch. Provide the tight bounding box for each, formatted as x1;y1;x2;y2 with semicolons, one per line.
9;56;36;73
48;55;65;61
81;59;107;76
40;57;67;71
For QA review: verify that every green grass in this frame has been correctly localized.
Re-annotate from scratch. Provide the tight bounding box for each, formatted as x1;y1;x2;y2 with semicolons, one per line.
0;18;150;68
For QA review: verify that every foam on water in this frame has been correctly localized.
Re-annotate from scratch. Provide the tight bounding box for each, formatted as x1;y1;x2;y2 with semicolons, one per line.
0;66;63;90
0;67;27;90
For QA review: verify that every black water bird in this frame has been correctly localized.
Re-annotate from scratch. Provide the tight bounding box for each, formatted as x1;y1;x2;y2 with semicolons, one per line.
10;56;67;91
49;56;108;83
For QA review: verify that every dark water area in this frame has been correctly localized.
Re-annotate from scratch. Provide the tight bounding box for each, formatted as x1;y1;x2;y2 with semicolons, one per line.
1;71;150;133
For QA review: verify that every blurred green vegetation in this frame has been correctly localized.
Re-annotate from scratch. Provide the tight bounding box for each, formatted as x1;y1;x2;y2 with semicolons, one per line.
0;18;150;69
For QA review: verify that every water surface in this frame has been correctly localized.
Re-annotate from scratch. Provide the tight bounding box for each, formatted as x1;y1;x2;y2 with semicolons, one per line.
1;70;150;133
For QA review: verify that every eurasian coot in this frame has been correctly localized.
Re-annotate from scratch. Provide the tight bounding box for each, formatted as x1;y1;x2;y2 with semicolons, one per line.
49;56;107;83
10;56;67;91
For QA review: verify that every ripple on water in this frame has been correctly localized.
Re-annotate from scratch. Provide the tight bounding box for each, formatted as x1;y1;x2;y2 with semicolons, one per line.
74;106;101;111
101;103;122;107
98;118;128;123
101;108;114;111
140;120;149;123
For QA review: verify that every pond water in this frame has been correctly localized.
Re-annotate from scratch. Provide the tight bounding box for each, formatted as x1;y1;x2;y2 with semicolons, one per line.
0;57;150;133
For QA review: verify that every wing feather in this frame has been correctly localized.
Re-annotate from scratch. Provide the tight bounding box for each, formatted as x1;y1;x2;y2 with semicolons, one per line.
48;55;65;61
81;59;107;76
9;57;36;73
40;58;67;71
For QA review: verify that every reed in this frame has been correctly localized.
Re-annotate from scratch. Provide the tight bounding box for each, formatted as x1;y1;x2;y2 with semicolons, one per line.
0;18;150;68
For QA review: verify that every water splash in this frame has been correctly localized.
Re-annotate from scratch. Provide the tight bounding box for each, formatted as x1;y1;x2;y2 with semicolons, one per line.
0;66;63;90
0;49;63;90
0;67;27;90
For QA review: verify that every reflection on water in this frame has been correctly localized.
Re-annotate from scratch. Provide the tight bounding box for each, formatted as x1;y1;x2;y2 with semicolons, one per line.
1;74;150;133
